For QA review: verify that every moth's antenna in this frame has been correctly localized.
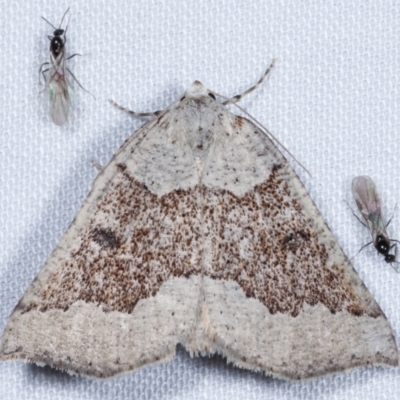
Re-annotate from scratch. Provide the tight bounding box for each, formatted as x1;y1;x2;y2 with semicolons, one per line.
221;60;276;105
211;61;311;177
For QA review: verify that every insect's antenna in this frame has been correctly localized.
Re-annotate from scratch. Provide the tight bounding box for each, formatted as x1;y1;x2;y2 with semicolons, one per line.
41;16;57;31
59;7;71;29
63;9;72;37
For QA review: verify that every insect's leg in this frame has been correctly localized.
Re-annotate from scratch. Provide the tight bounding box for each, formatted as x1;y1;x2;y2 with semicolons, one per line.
40;69;49;86
350;241;373;261
39;62;49;85
344;199;367;227
386;203;397;227
389;264;399;273
388;259;399;272
389;245;400;273
47;55;59;82
66;68;96;99
67;53;82;61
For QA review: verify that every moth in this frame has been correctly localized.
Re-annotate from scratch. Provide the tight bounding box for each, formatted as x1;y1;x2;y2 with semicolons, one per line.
1;66;398;380
351;175;399;269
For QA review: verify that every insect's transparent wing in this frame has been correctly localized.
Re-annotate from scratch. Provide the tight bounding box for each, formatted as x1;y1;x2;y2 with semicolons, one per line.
47;52;71;126
49;75;71;125
352;176;384;237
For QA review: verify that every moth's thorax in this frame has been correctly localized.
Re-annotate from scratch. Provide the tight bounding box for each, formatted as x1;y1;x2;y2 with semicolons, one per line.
177;86;228;158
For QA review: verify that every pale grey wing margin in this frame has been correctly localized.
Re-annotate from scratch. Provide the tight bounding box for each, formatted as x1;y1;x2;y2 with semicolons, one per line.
197;118;398;380
0;111;204;378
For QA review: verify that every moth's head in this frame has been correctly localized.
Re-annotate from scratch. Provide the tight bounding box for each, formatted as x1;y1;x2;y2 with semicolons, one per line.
185;81;216;101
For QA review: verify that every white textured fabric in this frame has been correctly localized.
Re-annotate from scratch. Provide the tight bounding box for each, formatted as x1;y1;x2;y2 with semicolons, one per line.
1;0;400;399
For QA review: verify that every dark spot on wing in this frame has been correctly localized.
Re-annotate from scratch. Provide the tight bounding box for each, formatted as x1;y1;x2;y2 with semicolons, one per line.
271;163;282;173
234;116;244;128
92;228;119;249
282;230;309;251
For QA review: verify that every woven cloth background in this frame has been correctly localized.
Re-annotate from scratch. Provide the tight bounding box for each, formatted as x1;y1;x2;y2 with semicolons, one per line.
1;1;400;399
